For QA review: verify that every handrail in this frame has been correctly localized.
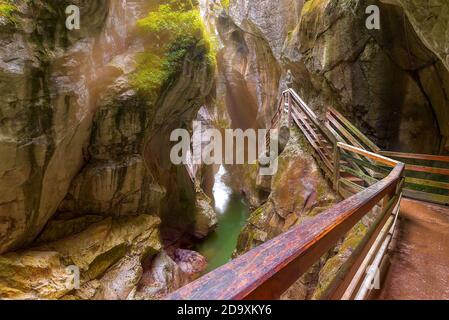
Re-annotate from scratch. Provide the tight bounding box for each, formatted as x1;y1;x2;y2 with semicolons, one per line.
270;92;286;128
286;89;336;145
285;89;319;125
379;150;449;205
380;151;449;162
338;143;399;167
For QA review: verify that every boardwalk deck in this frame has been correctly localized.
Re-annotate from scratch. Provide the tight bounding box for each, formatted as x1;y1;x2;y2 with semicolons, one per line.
375;199;449;300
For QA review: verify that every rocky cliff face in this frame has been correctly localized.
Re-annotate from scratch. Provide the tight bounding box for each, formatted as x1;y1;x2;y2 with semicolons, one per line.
284;0;449;154
382;0;449;71
0;0;104;255
0;0;217;299
210;0;449;154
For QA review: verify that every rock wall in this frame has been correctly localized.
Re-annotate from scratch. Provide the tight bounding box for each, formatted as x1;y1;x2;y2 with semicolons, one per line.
0;0;113;254
0;0;217;299
382;0;449;71
211;0;449;154
284;0;448;154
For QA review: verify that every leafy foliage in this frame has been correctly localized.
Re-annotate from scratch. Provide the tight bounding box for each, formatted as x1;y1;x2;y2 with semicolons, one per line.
132;0;217;97
0;0;17;23
221;0;230;12
137;3;203;40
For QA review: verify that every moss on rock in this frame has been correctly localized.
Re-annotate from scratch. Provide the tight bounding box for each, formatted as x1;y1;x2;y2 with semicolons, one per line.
0;0;16;23
132;0;217;100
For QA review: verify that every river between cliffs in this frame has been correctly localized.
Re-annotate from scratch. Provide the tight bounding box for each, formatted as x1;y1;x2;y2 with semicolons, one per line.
196;166;250;274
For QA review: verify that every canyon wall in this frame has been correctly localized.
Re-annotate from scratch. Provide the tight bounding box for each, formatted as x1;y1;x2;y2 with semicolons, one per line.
0;0;217;299
211;0;449;154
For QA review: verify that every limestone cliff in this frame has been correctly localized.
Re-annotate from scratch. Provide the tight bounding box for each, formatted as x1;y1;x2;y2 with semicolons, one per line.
0;0;217;299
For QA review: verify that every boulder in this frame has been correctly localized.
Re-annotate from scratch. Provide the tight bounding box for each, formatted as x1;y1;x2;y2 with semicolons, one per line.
0;214;161;300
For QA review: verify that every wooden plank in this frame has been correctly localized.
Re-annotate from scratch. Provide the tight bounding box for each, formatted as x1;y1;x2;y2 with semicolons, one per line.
288;89;320;128
341;154;391;176
166;163;405;300
340;177;366;193
334;145;341;192
338;185;356;199
338;143;399;167
341;193;400;301
380;151;449;163
405;177;449;191
341;158;371;180
292;113;334;172
327;107;380;152
327;194;400;300
326;121;373;175
405;164;449;176
312;151;334;181
270;95;285;126
326;121;345;144
403;189;449;205
292;106;330;153
327;123;375;176
288;92;336;143
341;165;379;186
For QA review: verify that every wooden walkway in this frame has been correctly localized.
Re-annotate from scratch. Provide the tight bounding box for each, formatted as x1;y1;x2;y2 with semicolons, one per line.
375;198;449;300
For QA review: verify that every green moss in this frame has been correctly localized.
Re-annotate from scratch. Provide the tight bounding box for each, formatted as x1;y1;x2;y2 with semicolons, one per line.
250;206;265;220
301;0;324;15
137;3;203;39
220;0;230;12
312;222;368;299
0;0;17;23
132;53;166;99
132;0;217;97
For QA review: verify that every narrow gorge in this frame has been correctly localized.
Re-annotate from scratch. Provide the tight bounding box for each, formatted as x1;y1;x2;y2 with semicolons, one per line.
1;0;448;300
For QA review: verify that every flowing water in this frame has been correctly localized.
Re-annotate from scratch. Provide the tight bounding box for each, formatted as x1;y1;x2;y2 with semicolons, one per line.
196;166;250;274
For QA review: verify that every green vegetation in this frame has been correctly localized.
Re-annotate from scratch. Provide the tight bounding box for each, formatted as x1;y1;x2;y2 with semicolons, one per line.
221;0;230;12
0;0;17;23
133;0;217;98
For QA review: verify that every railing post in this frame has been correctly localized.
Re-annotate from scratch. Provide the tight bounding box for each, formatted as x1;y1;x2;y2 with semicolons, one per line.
287;91;292;128
333;143;341;193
